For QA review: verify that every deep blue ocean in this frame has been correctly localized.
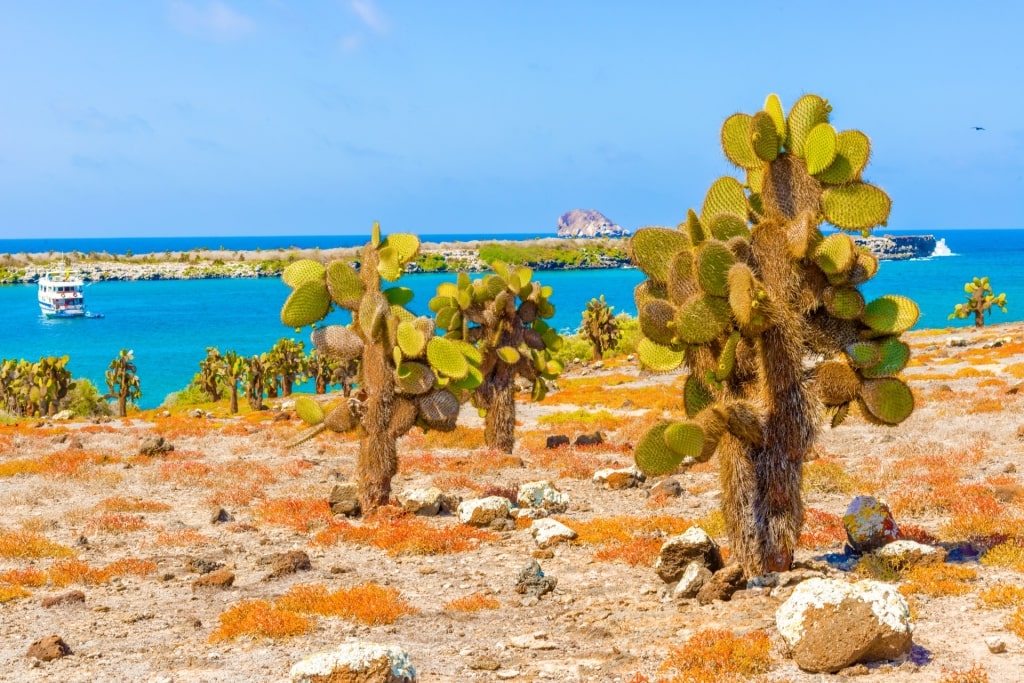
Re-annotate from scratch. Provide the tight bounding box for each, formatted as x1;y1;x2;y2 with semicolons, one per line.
1;229;1021;409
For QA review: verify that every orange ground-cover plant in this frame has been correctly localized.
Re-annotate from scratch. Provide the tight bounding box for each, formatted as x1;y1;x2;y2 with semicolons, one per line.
256;497;333;533
276;582;419;625
657;628;771;682
314;509;495;556
444;592;501;612
96;496;172;513
0;529;74;559
209;599;313;642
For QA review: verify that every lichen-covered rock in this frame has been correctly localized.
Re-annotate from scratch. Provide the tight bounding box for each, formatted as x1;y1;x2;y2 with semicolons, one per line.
776;577;913;673
457;496;513;527
530;518;577;548
516;481;569;515
290;642;416;682
593;467;641;490
515;559;557;597
843;495;899;552
398;487;443;516
874;539;946;569
654;527;723;583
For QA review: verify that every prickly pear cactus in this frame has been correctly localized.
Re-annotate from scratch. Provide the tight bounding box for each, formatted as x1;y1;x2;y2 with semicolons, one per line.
104;349;141;417
280;223;470;511
949;276;1007;328
629;93;919;576
429;261;563;452
582;294;620;360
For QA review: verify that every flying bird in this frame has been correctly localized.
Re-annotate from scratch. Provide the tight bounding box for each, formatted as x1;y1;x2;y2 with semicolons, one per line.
971;126;985;131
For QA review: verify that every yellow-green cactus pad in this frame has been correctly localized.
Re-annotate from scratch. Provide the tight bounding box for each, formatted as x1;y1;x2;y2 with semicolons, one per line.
640;299;679;346
815;130;871;185
845;341;880;368
708;213;749;242
664;420;704;460
695;240;735;297
395;361;436;395
282;259;326;289
861;337;911;378
454;340;483;365
727;263;758;327
715;331;741;381
294;396;324;425
814;360;861;406
281;280;331;329
862;295;920;334
684;374;713;418
823;286;866;320
497;346;521;364
859;377;914;425
381;233;420;263
764;94;786;138
384;287;414;306
786;94;830;157
426;336;469;380
376;245;403;281
667;251;698;305
701;177;748;225
537;300;555;319
746;166;764;193
636;338;685;373
634;281;669;310
323;400;358;432
370;221;382;247
813;233;856;275
417;389;460;431
396;321;426;358
629;227;691;285
750;110;780;162
804;123;838;175
846;251;880;286
675;295;732;345
311;325;364;363
326;260;365;310
449;363;484;391
634;421;684;476
684;209;708;245
721;113;759;169
390;305;415;324
821;183;892;232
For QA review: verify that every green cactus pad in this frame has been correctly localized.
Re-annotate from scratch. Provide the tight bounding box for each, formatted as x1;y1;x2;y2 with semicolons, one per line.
726;263;757;327
397;321;427;358
721;113;760;169
804;123;838;175
859;377;914;425
847;251;880;286
845;341;881;368
708;213;749;242
675;295;732;345
667;252;698;305
530;377;547;402
786;94;830;157
390;305;415;324
685;209;708;245
282;259;326;289
476;274;507;302
634;281;669;310
454;340;483;365
862;295;920;334
634;421;684;476
426;336;469;380
822;183;892;231
683;374;714;417
861;337;911;378
497;346;521;364
384;287;414;306
664;420;705;460
640;299;679;346
381;233;420;263
815;130;871;184
510;265;534;293
358;292;388;340
428;295;455;313
764;94;787;138
281;280;331;329
417;389;460;431
726;236;752;264
823;286;866;320
370;221;382;247
311;325;364;363
323;400;357;432
695;240;735;297
813;233;856;275
377;246;404;281
750;111;780;162
294;396;325;425
701;177;748;225
395;362;436;395
435;307;462;332
448;363;483;391
715;331;741;381
746;167;763;193
326;261;365;310
636;338;685;373
814;360;861;405
537;300;555;318
629;228;691;284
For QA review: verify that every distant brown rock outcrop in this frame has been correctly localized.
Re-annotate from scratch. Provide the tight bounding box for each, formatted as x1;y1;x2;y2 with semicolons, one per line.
557;209;629;238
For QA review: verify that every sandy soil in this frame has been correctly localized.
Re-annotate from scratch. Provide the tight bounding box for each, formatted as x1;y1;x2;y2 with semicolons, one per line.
2;323;1023;682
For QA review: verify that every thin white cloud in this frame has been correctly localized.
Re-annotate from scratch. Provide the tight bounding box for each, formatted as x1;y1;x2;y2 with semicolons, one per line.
169;1;256;41
350;0;387;34
339;33;363;53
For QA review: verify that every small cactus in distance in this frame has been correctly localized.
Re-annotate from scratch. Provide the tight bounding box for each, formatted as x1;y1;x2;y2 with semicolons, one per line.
222;350;246;415
266;338;307;397
629;93;919;576
104;349;141;417
949;276;1007;328
429;262;563;452
280;223;472;512
244;354;267;411
193;347;223;401
581;294;620;360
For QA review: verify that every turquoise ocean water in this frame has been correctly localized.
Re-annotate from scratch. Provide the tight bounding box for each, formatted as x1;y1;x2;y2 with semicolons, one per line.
1;229;1022;409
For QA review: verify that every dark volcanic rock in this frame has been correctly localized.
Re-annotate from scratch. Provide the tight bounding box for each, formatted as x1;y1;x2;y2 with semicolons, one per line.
851;234;935;260
557;209;629;238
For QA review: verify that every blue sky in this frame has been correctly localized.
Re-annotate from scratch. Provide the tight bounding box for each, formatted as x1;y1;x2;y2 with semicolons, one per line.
1;1;1021;238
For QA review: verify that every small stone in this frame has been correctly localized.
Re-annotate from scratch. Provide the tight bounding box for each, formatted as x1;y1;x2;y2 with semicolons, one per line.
593;467;640;490
457;497;513;527
651;477;683;498
139;435;173;456
210;508;233;524
530;518;577;548
516;480;569;515
1004;463;1017;474
329;482;361;517
515;559;557;598
185;557;224;574
843;495;899;553
672;562;712;599
41;590;85;608
985;636;1007;654
468;657;501;671
545;435;570;449
532;549;555;560
437;492;462;515
266;550;312;580
398;487;443;516
27;635;72;662
574;431;604;447
192;569;235;591
290;642;416;682
696;565;745;604
874;540;946;569
654;527;723;583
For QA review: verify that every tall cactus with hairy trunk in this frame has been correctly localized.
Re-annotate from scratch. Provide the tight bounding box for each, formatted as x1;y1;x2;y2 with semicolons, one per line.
629;93;919;576
32;356;75;417
244;354;267;411
949;276;1007;328
194;347;224;401
266;338;306;397
104;349;141;417
582;295;620;360
281;223;472;511
222;350;245;415
429;262;563;452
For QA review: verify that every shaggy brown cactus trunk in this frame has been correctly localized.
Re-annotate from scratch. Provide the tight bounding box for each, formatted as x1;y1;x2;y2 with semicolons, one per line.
484;380;516;453
357;339;399;511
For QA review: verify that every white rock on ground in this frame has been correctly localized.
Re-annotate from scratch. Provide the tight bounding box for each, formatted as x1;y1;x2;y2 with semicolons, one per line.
874;539;946;568
457;496;513;527
290;642;416;682
592;466;641;490
397;487;443;516
517;480;569;515
530;518;577;548
843;495;899;552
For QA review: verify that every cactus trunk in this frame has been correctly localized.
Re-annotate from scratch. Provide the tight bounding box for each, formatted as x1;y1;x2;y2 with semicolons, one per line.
484;379;516;453
357;336;399;510
229;386;238;414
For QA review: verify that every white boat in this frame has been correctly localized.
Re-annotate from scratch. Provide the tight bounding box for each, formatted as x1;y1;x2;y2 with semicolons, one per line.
38;271;87;317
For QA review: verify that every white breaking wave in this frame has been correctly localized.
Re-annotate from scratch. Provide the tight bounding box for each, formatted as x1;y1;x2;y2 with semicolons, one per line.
931;238;954;257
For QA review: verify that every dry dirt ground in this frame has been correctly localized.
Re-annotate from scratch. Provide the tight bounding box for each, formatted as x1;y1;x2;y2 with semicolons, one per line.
3;323;1024;682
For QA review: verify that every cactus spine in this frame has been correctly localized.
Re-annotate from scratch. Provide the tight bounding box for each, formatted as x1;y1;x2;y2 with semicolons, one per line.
429;262;563;453
582;295;620;360
630;93;918;576
281;223;467;511
104;349;141;417
949;276;1008;328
